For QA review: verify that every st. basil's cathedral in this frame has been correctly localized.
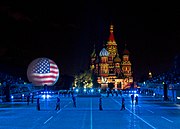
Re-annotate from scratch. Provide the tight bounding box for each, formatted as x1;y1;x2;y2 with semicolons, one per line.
90;24;133;89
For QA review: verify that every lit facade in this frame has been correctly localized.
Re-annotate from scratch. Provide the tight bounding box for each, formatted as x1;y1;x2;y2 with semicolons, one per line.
90;24;133;89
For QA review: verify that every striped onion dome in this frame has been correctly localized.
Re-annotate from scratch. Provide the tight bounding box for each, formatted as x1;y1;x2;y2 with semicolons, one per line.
99;48;109;57
114;54;121;63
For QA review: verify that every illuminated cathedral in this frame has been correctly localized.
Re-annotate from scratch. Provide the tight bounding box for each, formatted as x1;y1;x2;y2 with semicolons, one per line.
90;24;133;89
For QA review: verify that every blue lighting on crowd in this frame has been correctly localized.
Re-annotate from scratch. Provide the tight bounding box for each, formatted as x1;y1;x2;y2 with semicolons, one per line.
41;94;51;99
75;89;79;93
91;89;94;93
84;88;87;92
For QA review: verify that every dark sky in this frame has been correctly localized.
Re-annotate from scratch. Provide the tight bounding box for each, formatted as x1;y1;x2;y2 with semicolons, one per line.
0;1;179;81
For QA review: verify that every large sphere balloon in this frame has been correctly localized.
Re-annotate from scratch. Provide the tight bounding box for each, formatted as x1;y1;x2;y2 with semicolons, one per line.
27;57;59;86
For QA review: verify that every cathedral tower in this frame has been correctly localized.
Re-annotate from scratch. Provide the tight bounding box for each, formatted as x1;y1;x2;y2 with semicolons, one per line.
90;24;133;89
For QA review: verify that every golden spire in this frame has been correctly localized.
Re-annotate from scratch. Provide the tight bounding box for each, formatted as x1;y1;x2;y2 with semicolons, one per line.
110;24;113;33
108;24;115;42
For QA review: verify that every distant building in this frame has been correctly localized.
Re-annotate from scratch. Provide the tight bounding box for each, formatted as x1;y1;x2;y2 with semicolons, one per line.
90;24;133;89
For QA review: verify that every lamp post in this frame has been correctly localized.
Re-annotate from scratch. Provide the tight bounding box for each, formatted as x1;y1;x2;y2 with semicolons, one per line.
163;82;168;101
5;81;11;102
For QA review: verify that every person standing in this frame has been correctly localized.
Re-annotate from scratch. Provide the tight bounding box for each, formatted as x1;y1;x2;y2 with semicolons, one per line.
120;97;125;110
55;97;60;110
131;94;134;104
99;96;103;111
37;98;40;111
27;94;30;105
135;95;138;105
31;93;34;103
72;95;76;107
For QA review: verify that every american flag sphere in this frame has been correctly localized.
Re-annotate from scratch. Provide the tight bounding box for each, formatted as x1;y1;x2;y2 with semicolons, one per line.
27;57;59;86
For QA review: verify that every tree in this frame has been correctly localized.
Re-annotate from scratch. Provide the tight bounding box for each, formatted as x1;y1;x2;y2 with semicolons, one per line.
91;74;100;88
73;70;93;88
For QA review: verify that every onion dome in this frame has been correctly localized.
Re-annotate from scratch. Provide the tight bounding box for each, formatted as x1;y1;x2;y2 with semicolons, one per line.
123;43;130;55
99;48;109;57
123;49;130;55
114;54;121;63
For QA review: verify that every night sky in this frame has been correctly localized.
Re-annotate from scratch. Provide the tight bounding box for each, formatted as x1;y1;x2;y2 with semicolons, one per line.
0;1;179;81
